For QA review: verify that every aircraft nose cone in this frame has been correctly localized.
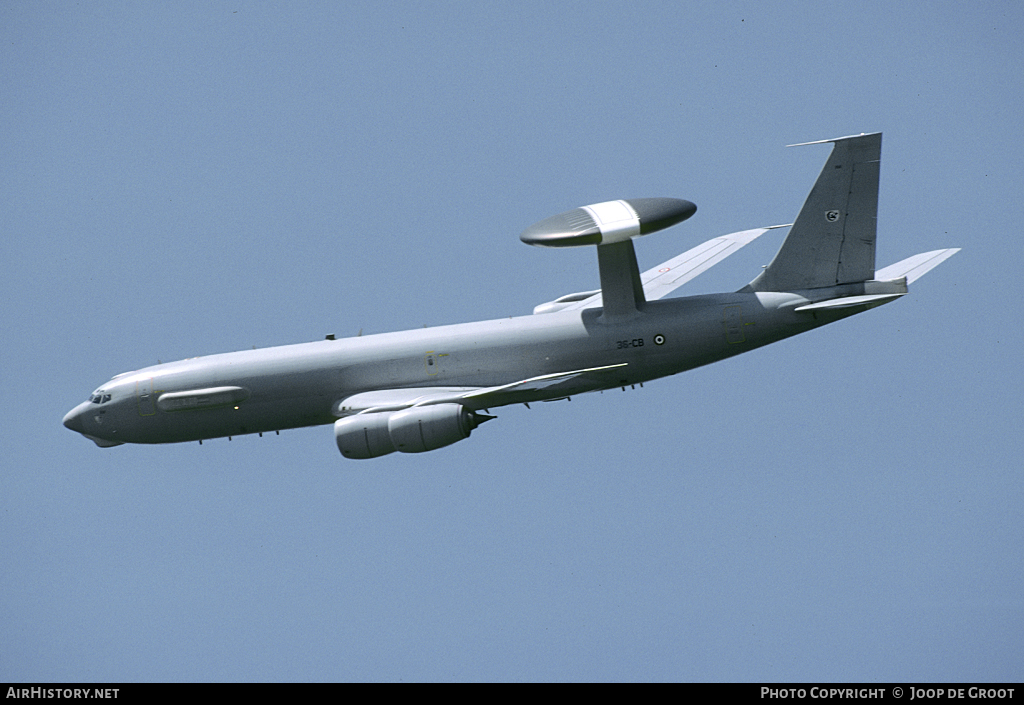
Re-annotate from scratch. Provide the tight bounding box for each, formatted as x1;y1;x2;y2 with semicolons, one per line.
63;403;88;434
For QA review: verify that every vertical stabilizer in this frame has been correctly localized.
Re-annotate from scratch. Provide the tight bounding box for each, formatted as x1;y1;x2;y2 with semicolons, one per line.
747;133;882;292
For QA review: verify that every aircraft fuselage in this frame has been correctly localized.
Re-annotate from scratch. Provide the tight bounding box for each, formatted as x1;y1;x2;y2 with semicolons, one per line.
62;290;842;447
63;133;957;457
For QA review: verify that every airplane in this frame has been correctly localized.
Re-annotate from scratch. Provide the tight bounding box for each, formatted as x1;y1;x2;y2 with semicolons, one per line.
63;132;959;459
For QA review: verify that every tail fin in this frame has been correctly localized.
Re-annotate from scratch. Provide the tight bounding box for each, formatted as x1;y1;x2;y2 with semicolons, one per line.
747;132;882;292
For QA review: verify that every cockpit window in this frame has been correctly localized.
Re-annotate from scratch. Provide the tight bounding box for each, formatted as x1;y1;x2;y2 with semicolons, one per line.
90;391;112;404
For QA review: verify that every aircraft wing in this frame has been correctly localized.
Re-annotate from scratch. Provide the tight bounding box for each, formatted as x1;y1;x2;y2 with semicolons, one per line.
332;363;629;416
554;226;783;312
640;225;786;300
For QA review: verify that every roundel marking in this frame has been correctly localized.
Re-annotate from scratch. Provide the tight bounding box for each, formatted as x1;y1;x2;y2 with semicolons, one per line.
825;210;840;222
653;334;666;346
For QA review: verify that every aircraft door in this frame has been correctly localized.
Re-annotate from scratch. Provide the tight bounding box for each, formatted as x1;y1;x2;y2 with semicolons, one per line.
136;378;156;416
723;305;746;344
424;351;448;376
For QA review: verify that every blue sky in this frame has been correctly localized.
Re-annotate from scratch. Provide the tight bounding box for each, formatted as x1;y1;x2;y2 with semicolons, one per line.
3;1;1022;682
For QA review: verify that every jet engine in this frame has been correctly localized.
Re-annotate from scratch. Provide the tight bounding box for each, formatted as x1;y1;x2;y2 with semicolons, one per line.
334;404;492;459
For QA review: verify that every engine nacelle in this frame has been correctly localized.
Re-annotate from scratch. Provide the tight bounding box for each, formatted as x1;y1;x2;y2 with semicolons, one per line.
334;404;489;459
334;412;395;459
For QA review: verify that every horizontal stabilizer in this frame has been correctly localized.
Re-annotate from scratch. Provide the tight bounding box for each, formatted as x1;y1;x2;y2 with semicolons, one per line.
874;248;960;284
794;293;904;312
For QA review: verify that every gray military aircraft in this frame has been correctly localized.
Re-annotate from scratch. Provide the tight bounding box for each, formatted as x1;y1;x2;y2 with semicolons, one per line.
63;133;958;458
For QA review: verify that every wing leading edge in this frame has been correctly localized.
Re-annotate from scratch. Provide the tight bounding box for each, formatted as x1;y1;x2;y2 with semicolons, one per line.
332;363;630;416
